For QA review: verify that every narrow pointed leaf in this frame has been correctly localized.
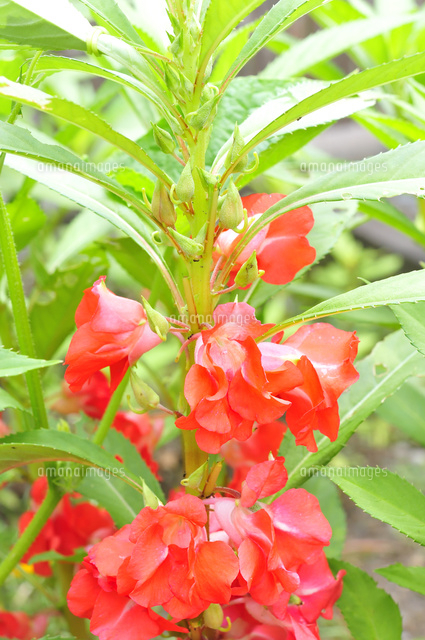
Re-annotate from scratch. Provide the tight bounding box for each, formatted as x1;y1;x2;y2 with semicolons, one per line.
77;0;143;44
0;348;60;377
391;301;425;357
376;564;425;596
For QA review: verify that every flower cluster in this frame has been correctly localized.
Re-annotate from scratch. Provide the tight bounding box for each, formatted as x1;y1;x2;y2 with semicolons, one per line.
0;611;47;640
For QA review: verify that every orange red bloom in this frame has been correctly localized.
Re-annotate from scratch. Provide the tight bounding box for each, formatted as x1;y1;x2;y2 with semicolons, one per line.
214;193;316;286
64;277;162;392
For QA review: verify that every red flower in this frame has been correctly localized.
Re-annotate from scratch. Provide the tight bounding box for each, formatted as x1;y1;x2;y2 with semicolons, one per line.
0;611;47;640
68;496;239;635
240;457;288;508
213;489;332;606
214;194;316;286
19;477;115;576
176;303;303;453
260;324;359;451
64;277;162;392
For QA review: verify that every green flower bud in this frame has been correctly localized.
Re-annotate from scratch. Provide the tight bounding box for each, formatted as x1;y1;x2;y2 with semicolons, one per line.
234;250;263;288
175;162;195;202
169;30;183;57
151;181;176;228
219;180;243;230
186;97;216;131
57;419;70;433
152;122;176;155
197;167;219;191
224;123;248;173
201;83;217;104
142;479;163;509
130;370;160;412
181;461;209;493
204;603;224;630
141;296;170;341
168;228;204;257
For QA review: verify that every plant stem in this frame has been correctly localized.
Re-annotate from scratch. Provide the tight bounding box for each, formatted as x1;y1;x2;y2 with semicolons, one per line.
57;561;92;639
92;369;130;446
0;484;61;587
0;189;49;429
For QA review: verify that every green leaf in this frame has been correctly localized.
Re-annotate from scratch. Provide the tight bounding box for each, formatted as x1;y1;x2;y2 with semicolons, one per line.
359;199;425;250
326;468;425;546
7;194;46;251
199;0;264;76
28;549;86;565
0;78;170;185
274;269;425;330
391;301;425;358
0;387;25;411
222;0;328;90
0;348;60;377
281;331;425;491
226;51;425;174
78;429;161;526
263;14;415;79
329;559;402;640
303;475;347;559
0;0;92;50
77;0;143;44
376;563;425;596
377;379;425;447
0;430;145;494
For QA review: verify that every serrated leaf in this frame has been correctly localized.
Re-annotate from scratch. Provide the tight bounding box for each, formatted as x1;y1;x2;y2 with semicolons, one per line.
0;387;25;411
0;0;91;50
377;379;425;447
329;559;402;640
77;0;143;44
0;430;144;494
280;331;425;491
391;301;425;358
359;199;425;250
0;348;60;377
0;78;170;185
376;563;425;596
7;194;46;250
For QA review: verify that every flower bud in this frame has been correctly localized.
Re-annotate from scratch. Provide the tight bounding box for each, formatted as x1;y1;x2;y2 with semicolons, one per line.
130;370;160;412
175;162;195;202
151;181;176;228
234;250;264;288
181;460;209;493
201;83;217;103
219;180;243;230
56;419;70;433
186;97;216;131
141;296;170;341
142;479;163;509
204;603;224;630
197;167;219;191
152;122;175;155
224;123;248;173
168;228;204;257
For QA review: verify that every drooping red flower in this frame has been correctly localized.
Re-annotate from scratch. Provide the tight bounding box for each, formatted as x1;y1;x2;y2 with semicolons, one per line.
260;324;359;451
0;611;47;640
54;372;164;476
213;489;332;607
214;193;316;286
64;277;162;392
19;477;115;576
176;303;303;453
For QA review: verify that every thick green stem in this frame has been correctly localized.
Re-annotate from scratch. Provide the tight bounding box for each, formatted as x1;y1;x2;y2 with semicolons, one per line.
0;189;49;430
92;369;130;446
57;561;92;639
0;484;61;587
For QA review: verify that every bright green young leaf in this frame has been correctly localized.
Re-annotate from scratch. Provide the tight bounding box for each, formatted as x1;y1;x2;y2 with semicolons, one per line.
326;468;425;546
391;301;425;358
329;559;402;640
0;78;171;185
359;200;425;250
377;378;425;447
0;0;92;50
263;14;415;79
270;269;425;332
0;388;25;412
376;563;425;596
356;110;425;149
7;194;46;251
280;331;425;491
28;549;86;565
0;348;60;377
221;0;328;91
199;0;264;79
0;430;147;495
224;50;425;176
77;0;143;44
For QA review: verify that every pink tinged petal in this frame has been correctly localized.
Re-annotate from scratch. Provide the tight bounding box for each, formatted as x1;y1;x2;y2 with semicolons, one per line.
213;498;243;546
90;591;160;640
194;541;239;603
241;458;288;508
184;364;218;408
165;494;207;527
89;531;134;578
238;538;266;589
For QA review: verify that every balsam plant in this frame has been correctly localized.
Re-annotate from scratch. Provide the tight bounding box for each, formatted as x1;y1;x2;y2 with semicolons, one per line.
1;1;425;639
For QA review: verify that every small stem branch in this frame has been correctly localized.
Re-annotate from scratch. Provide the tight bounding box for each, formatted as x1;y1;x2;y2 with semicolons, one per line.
92;369;130;446
0;484;61;587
